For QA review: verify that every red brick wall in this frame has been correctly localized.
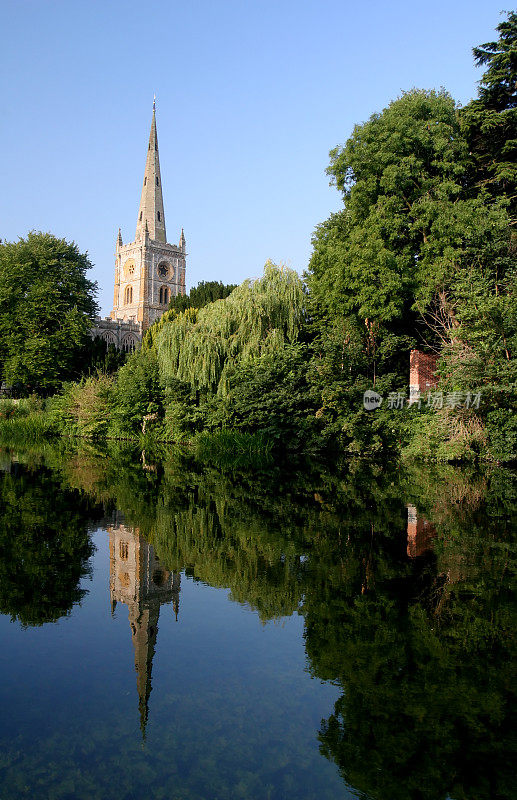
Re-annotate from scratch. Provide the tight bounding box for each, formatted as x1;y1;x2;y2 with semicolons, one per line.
410;349;438;392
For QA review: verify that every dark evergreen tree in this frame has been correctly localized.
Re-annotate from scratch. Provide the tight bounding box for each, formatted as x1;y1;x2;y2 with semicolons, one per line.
168;279;237;313
461;11;517;216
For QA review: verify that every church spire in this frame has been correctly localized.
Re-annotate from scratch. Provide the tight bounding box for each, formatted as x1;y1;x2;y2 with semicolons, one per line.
136;100;167;243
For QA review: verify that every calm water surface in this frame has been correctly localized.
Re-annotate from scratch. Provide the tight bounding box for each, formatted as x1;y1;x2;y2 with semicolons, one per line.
0;445;515;800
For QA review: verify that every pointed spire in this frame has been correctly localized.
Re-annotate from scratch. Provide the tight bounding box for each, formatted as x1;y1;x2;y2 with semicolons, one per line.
135;100;167;243
117;228;123;248
179;228;186;252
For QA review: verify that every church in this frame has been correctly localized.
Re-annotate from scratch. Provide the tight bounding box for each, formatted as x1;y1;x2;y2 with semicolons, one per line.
91;101;186;351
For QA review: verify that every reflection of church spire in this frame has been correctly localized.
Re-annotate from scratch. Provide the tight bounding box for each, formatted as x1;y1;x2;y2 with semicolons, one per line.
108;518;181;738
129;602;160;739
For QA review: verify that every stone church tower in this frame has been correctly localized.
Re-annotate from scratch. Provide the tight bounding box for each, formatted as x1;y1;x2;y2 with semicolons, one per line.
92;101;186;349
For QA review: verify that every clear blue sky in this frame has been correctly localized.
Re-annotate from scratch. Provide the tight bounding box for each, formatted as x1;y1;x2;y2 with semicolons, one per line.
0;0;505;314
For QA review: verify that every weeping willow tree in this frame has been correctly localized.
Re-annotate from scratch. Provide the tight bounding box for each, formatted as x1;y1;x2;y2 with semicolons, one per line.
156;262;306;396
141;307;181;352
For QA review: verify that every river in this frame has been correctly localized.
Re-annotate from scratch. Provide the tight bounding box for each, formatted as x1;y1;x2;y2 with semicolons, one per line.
0;443;514;799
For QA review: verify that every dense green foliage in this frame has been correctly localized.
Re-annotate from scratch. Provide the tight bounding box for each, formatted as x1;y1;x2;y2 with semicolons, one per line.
156;262;309;443
37;263;312;448
461;11;517;216
142;280;237;352
168;279;237;313
85;336;127;375
0;232;98;394
157;263;304;393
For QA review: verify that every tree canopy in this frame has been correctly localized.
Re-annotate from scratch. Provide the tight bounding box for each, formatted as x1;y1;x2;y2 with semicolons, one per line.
304;73;514;457
157;261;306;396
168;279;237;313
0;232;98;394
308;88;507;331
461;11;517;216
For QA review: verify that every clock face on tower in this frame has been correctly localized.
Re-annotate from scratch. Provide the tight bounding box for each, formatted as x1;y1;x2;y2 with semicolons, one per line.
158;262;169;279
124;259;135;278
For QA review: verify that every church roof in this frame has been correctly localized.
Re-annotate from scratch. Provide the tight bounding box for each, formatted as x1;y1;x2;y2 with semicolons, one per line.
135;99;167;243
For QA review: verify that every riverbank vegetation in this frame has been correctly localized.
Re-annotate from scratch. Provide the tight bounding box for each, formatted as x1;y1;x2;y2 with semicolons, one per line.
0;13;515;462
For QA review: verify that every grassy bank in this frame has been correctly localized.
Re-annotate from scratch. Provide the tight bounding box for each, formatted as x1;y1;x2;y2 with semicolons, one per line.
0;399;275;466
0;412;56;443
0;398;57;444
194;430;273;468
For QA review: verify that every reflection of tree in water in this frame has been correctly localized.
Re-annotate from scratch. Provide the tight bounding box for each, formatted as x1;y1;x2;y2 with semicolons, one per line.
0;460;102;626
4;444;515;799
81;450;516;798
132;457;517;800
305;468;516;800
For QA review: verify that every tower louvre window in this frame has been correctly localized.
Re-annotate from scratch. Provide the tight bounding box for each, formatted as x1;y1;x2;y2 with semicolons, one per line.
156;177;159;186
139;212;142;221
144;177;147;186
157;211;161;221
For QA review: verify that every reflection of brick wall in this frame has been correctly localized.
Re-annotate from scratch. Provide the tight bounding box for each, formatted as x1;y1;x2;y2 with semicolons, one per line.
407;504;436;557
410;350;438;394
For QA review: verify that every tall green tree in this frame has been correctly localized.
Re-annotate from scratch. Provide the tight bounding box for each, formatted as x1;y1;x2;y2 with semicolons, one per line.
305;85;512;457
461;11;517;216
0;232;98;394
308;89;506;346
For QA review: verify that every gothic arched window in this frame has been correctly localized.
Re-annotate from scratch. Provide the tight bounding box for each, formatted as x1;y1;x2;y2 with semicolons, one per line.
124;286;133;305
122;336;136;353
